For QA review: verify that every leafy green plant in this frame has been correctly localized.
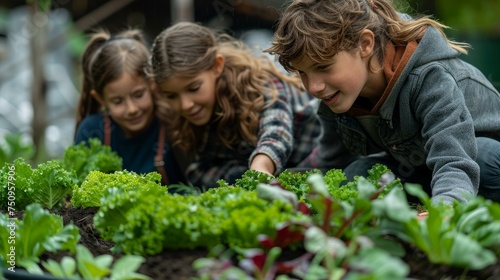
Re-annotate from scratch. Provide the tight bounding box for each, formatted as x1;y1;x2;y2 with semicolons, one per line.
94;185;305;255
0;158;77;210
31;160;78;209
41;244;151;280
94;187;222;255
0;133;35;168
71;170;165;208
376;184;500;269
194;166;500;279
194;172;409;279
62;138;123;185
0;158;35;210
0;203;80;272
235;164;402;209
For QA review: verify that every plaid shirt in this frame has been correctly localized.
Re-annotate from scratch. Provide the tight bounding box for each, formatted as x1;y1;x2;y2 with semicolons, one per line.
185;78;321;188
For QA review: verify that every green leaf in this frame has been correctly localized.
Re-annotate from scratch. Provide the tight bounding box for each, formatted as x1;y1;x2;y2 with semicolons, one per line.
405;183;430;206
31;160;77;209
17;204;79;260
356;177;377;200
348;247;409;279
60;256;78;277
307;174;331;197
456;206;490;232
372;188;415;222
81;260;111;279
20;260;44;275
305;226;327;253
110;255;148;280
42;259;67;277
448;233;497;269
94;255;113;268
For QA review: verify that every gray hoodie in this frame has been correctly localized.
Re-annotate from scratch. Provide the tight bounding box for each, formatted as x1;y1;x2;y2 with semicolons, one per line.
304;25;500;204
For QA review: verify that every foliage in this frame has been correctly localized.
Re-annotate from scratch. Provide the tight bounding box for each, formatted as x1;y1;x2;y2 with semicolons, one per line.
194;170;500;279
41;244;151;280
94;186;305;256
62;138;123;185
0;158;34;210
0;158;77;210
435;0;500;34
31;160;78;209
0;204;80;272
376;183;500;269
0;133;35;168
70;170;164;208
194;173;409;279
235;164;402;207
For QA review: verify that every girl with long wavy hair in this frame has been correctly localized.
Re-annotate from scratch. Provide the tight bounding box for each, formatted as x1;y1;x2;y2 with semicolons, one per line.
265;0;500;206
147;22;321;188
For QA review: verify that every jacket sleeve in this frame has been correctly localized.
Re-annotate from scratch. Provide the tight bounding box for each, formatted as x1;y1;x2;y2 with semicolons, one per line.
185;157;247;189
413;67;478;204
297;102;359;169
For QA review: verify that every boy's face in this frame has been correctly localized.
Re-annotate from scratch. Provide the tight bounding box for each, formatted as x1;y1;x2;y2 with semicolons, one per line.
97;72;154;137
290;51;380;114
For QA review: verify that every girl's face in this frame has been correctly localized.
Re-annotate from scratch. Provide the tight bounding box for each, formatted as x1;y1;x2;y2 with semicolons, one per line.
93;72;154;137
156;55;224;126
290;31;384;114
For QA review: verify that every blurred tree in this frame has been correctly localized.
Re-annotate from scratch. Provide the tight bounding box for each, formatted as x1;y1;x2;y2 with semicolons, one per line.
26;0;50;161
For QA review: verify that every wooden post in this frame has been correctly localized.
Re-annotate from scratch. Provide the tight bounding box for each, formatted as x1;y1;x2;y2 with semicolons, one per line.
29;2;48;161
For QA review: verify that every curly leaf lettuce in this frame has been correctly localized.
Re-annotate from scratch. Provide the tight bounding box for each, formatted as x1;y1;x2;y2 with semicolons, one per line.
71;170;165;208
62;138;123;184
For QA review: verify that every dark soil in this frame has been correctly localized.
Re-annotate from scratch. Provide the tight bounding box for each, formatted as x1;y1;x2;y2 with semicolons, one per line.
39;206;500;280
40;206;206;280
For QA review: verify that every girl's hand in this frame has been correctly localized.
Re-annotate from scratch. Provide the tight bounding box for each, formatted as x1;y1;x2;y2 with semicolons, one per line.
250;154;275;176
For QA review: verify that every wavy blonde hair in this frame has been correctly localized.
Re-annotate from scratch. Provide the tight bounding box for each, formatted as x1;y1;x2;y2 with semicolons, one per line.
147;22;301;152
265;0;469;72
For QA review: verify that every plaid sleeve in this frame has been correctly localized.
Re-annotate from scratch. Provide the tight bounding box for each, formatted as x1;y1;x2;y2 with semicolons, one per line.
185;158;247;189
249;79;295;174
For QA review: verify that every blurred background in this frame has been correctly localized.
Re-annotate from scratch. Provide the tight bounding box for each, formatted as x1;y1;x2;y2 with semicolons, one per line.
0;0;499;165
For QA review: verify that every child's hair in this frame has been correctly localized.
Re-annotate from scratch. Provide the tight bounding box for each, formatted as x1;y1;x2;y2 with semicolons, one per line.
147;22;302;152
265;0;469;72
75;28;150;130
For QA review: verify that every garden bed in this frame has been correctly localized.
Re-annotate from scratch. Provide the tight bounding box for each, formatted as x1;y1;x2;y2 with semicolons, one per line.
35;205;500;280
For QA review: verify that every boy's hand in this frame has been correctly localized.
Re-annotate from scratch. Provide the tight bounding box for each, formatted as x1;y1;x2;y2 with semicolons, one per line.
417;211;428;220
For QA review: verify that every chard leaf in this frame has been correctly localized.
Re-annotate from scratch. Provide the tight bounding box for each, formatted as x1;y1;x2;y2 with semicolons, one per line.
110;255;148;280
372;187;414;222
304;226;327;253
405;183;431;206
42;258;78;278
81;260;110;279
13;204;80;270
472;221;500;246
488;202;500;220
307;174;330;198
76;245;111;279
448;232;496;269
456;206;490;232
356;177;377;200
348;247;409;279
